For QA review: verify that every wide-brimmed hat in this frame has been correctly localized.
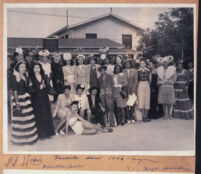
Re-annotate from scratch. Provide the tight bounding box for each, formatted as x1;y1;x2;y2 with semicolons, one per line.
15;47;23;55
98;65;107;72
39;50;50;58
157;55;174;63
53;53;61;60
63;53;72;61
100;54;106;60
77;54;85;60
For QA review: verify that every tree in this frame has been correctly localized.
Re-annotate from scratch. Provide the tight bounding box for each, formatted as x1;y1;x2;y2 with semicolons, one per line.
138;8;194;62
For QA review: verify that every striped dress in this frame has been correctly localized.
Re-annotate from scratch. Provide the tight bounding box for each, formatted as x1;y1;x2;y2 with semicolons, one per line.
173;69;193;119
11;75;38;145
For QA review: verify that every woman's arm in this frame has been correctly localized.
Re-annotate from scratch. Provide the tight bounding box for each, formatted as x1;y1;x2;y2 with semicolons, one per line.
53;95;61;117
13;91;20;110
149;72;152;85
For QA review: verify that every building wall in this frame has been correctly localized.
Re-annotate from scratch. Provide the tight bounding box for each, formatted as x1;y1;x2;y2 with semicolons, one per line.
61;18;143;50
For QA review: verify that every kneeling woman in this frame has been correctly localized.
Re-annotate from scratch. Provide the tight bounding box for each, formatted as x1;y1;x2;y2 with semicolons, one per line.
60;101;113;135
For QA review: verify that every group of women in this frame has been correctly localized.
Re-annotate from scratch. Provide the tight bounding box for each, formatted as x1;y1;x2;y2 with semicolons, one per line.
8;47;194;146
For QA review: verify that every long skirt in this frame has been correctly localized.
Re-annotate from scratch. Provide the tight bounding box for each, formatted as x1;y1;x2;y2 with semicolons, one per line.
137;81;150;109
173;87;193;119
32;90;55;139
11;93;38;145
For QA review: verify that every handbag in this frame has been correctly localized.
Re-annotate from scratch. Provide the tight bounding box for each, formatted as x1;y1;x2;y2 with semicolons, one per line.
119;86;128;99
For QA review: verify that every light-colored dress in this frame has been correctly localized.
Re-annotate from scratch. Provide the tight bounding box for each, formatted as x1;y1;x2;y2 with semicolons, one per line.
75;65;90;91
137;68;151;109
74;94;90;110
157;66;177;104
53;94;73;119
173;69;193;119
113;73;128;108
40;62;53;101
62;65;76;94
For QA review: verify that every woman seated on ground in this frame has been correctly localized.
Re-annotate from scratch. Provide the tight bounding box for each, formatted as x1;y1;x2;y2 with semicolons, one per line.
53;85;74;135
53;85;73;119
74;84;92;122
57;101;113;135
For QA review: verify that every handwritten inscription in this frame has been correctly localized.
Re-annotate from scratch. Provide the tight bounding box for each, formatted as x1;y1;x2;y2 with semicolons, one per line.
108;156;158;164
4;155;193;172
54;155;79;160
42;164;84;169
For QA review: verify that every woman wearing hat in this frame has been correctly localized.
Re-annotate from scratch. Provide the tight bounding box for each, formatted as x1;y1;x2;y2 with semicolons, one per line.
39;50;54;101
173;60;193;119
62;53;76;94
10;61;38;145
157;56;177;120
98;65;116;127
75;54;90;92
51;53;64;101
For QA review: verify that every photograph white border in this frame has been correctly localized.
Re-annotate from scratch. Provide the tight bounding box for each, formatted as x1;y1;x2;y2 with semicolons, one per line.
3;3;197;155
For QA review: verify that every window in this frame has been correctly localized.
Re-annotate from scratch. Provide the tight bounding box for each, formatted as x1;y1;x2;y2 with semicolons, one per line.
122;35;132;49
61;34;68;39
86;33;97;39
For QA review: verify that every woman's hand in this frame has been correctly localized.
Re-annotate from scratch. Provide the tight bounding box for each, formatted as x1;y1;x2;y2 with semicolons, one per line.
101;106;106;112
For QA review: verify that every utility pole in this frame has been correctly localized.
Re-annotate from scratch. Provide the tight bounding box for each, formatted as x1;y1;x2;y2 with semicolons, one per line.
66;10;68;29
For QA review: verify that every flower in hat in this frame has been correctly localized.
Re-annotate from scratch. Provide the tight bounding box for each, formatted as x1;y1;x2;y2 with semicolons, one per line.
63;53;72;61
77;54;85;60
100;54;106;60
15;47;23;55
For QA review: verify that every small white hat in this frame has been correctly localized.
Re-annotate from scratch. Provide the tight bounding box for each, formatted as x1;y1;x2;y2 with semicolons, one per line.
100;54;106;60
77;54;85;60
38;50;50;57
15;47;23;55
163;55;174;63
43;50;50;57
63;53;72;61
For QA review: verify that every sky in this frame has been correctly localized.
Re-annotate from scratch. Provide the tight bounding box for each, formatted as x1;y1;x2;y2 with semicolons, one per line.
7;7;168;38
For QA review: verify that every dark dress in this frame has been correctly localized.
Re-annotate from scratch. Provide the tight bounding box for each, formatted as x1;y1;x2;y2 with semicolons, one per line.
30;75;55;139
51;62;64;101
148;73;163;119
89;66;98;88
11;75;38;145
87;94;105;127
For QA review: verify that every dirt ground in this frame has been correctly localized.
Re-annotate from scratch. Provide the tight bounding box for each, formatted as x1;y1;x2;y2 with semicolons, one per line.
7;118;194;152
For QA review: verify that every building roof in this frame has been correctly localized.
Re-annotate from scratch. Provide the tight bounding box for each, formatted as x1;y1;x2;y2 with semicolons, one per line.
59;38;123;49
7;37;124;50
48;12;145;38
8;37;43;48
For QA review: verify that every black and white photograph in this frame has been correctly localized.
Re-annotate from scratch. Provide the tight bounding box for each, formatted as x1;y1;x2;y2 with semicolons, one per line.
3;4;196;153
